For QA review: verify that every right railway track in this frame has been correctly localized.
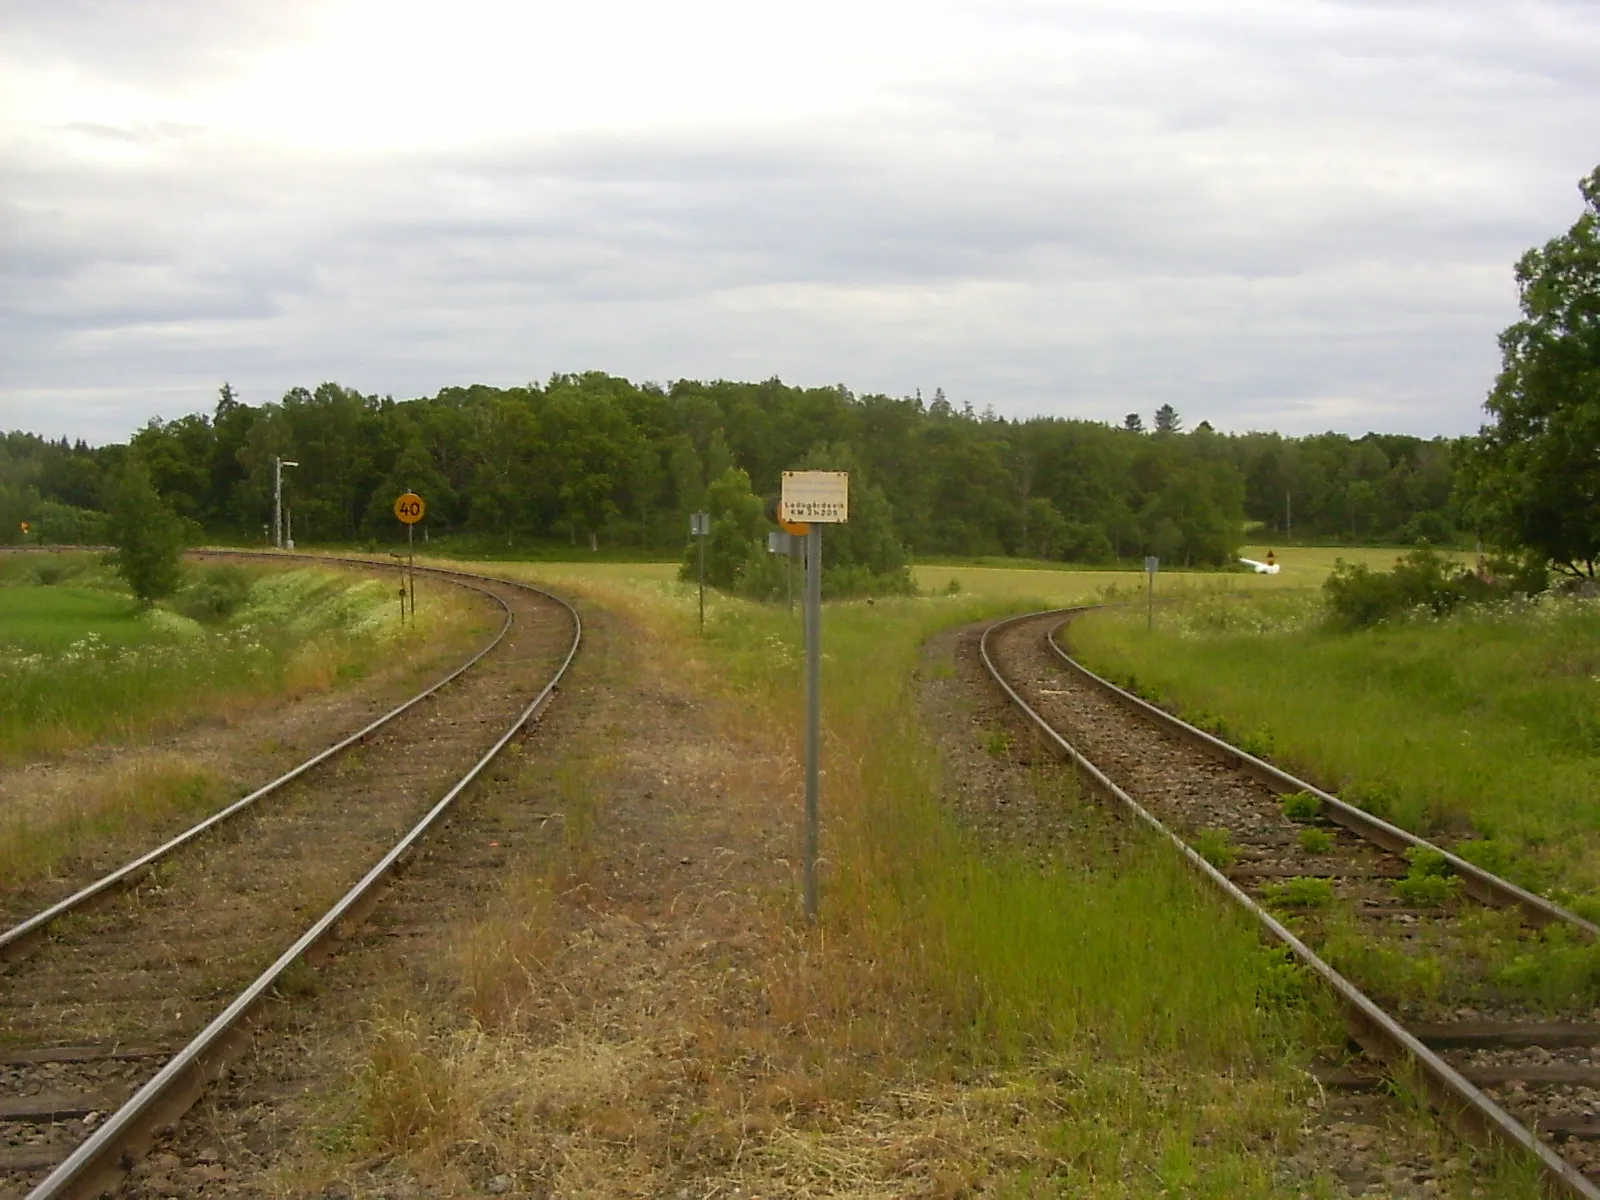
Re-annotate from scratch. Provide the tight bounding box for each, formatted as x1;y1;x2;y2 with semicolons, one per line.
983;607;1600;1199
1;556;581;1198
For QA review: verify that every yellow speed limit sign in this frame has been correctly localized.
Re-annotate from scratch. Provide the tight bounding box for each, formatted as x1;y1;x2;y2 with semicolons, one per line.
393;492;426;524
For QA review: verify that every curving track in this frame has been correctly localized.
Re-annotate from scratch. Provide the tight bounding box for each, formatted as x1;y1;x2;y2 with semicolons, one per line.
0;555;581;1199
983;607;1600;1199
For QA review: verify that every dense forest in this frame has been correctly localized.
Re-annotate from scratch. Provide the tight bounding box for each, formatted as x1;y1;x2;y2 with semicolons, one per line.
1;375;1468;566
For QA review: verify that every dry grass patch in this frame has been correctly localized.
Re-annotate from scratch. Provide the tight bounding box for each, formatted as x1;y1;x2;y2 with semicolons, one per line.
0;754;225;890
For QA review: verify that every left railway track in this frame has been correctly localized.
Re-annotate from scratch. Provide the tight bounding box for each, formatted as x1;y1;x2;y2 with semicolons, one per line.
0;556;581;1198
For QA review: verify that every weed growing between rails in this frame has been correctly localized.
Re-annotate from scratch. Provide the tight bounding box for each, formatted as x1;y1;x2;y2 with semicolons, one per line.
0;563;484;762
1071;590;1600;909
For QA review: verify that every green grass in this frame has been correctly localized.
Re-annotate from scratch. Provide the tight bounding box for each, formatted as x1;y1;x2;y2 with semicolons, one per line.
0;586;146;649
1070;588;1600;910
0;557;473;762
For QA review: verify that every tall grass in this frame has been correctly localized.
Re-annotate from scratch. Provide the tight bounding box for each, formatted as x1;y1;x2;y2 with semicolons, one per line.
1071;589;1600;904
0;564;470;762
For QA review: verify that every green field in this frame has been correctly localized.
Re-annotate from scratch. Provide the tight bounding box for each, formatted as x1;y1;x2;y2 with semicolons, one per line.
0;586;145;649
1070;588;1600;908
0;556;476;762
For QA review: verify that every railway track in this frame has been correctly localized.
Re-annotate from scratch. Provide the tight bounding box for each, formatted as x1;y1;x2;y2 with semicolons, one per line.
982;607;1600;1199
0;555;581;1198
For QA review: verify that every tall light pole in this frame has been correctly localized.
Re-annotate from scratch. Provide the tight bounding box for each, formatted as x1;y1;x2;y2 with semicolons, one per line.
274;457;299;549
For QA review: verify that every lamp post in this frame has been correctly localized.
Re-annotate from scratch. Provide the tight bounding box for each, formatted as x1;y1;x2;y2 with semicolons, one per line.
274;457;299;550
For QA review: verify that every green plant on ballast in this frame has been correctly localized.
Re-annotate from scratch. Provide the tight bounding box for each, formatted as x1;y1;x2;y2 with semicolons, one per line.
984;728;1014;757
1393;845;1462;907
1191;827;1236;869
1263;876;1335;908
1297;828;1334;855
1281;792;1321;822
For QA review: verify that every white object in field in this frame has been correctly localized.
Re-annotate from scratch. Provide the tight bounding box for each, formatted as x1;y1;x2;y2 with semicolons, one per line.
1240;558;1280;574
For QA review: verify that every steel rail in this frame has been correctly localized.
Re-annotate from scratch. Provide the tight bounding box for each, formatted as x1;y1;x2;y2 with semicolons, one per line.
24;562;582;1200
0;557;515;963
980;607;1600;1200
1043;618;1599;939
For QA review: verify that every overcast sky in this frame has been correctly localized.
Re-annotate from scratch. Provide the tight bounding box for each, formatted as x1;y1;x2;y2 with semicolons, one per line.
3;0;1597;444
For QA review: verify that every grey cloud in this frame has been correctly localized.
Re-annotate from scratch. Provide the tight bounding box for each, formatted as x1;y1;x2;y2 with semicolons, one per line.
2;1;1595;443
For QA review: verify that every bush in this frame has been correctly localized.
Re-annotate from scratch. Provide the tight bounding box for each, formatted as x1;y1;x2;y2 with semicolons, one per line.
33;558;85;587
1192;827;1236;868
1297;828;1333;855
1322;544;1533;630
1281;792;1321;821
1263;876;1335;908
173;565;254;623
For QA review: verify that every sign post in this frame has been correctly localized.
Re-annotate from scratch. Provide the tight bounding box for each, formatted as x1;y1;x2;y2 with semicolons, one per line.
394;492;426;620
1144;555;1159;632
767;530;796;612
690;511;710;633
780;471;849;922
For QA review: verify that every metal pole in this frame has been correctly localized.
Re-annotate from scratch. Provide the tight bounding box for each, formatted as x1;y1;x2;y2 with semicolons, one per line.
787;539;794;613
803;524;821;921
1147;566;1154;633
697;527;706;634
407;523;415;618
273;456;282;550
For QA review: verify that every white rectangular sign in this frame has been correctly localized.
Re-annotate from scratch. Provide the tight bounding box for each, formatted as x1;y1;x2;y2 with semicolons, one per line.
782;471;849;523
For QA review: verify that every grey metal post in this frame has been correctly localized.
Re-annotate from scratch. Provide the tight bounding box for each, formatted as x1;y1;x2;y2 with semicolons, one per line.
1147;565;1154;633
698;528;706;634
407;522;416;618
787;539;794;613
803;524;822;921
273;456;282;549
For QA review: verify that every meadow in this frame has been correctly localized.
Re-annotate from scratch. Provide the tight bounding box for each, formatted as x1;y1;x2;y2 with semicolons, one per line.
1069;586;1600;911
0;551;491;890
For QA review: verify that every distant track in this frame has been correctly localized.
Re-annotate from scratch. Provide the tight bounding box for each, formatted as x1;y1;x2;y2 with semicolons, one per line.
982;607;1600;1199
1;553;581;1199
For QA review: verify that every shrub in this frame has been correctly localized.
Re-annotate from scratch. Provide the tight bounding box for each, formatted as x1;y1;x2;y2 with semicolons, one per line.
1322;545;1524;630
1192;827;1236;868
1297;828;1333;855
1394;874;1459;907
1263;876;1335;908
33;559;83;586
1281;792;1321;821
1404;846;1453;879
173;565;254;623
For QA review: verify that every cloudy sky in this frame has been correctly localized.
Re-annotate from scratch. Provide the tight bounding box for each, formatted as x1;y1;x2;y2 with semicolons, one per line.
3;0;1596;444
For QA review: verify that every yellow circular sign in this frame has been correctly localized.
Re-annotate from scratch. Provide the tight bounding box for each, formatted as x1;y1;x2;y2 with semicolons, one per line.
393;492;426;524
775;502;810;537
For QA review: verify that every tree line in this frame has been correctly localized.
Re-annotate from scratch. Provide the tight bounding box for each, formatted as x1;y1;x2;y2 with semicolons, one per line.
2;379;1470;567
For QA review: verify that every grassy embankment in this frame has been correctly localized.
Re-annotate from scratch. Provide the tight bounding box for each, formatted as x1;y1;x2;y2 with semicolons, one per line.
1070;585;1600;1005
336;555;1538;1197
0;552;485;888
